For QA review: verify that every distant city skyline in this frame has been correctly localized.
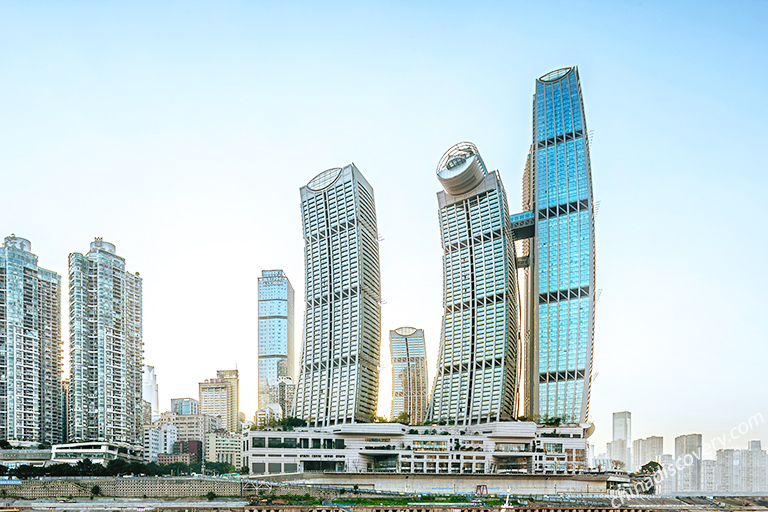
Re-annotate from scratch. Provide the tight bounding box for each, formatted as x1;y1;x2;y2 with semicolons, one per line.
1;1;766;455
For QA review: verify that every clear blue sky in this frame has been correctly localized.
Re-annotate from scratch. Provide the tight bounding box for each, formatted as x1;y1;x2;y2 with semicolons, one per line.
2;1;767;456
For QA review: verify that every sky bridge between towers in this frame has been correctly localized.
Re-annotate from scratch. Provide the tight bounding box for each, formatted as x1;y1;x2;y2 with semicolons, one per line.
510;211;535;268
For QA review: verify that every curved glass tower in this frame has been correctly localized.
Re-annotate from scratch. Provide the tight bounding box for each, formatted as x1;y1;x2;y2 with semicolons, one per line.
293;164;381;426
520;67;596;424
389;327;428;425
427;143;518;425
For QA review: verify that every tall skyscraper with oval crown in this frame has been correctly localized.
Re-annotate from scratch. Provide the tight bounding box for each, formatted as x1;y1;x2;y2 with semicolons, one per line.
293;164;381;426
518;66;596;424
427;143;519;425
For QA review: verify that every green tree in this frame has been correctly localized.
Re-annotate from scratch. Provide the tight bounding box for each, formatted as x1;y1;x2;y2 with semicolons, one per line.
90;485;101;497
0;440;11;449
640;461;662;474
239;465;250;475
206;491;216;501
105;458;130;476
394;412;410;425
76;458;94;476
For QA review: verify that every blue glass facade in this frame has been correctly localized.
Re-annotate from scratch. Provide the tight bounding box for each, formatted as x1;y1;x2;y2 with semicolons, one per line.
525;67;595;424
257;270;294;411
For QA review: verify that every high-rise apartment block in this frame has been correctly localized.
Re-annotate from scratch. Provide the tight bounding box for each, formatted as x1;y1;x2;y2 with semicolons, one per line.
427;143;519;425
142;365;159;421
656;453;676;494
293;164;382;426
633;435;663;472
155;411;220;442
675;433;702;491
0;235;62;445
607;439;627;470
267;376;295;419
518;67;596;424
701;459;716;492
716;441;768;492
389;327;429;425
171;397;199;415
199;370;239;432
257;270;295;415
611;411;631;470
68;239;143;445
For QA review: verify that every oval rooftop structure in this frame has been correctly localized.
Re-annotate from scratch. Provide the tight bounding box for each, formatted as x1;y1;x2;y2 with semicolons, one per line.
539;67;572;82
436;142;487;196
307;167;343;191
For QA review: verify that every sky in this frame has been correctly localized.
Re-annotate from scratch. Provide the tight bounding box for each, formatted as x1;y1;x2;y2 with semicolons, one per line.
1;0;767;457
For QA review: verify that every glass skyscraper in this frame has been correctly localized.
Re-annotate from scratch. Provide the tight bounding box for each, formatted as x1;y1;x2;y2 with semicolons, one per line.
68;239;143;444
293;164;381;426
427;143;519;425
519;66;596;424
257;270;294;414
0;235;62;445
171;397;199;415
389;327;428;425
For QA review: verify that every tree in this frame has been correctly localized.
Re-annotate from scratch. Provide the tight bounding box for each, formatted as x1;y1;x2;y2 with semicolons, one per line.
206;491;216;501
639;461;662;474
76;458;94;476
394;412;410;425
105;458;130;476
90;485;101;497
0;440;10;450
239;465;250;475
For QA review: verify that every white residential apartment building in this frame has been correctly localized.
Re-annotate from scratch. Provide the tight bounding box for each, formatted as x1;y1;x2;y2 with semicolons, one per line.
0;235;62;445
701;459;716;492
154;412;220;442
655;454;676;494
205;430;241;468
68;239;143;445
199;370;239;432
675;434;702;492
611;411;631;470
633;435;663;472
293;164;381;426
143;423;177;463
716;441;768;492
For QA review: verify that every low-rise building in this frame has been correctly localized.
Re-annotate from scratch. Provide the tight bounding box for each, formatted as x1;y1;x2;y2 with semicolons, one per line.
243;421;589;476
0;449;52;469
205;431;242;468
173;439;202;462
51;442;143;465
158;453;195;465
256;404;282;426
